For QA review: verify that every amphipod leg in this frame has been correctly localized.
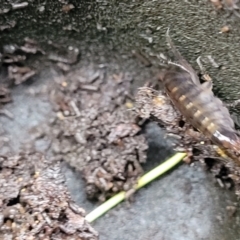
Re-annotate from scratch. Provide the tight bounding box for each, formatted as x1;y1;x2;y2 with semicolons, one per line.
196;56;213;83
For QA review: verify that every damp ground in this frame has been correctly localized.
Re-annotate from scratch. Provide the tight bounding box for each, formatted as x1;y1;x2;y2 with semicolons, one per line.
1;0;240;239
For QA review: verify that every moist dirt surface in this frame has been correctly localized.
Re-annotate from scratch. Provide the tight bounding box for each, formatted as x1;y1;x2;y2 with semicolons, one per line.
1;0;240;240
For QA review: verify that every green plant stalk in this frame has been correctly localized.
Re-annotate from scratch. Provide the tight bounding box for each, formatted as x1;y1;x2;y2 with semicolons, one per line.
85;152;186;223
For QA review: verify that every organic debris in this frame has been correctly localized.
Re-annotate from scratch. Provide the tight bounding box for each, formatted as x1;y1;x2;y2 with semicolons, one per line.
8;65;36;85
0;86;11;104
0;152;99;240
220;25;231;33
0;38;47;107
47;44;79;66
11;2;29;11
1;37;45;86
0;21;16;31
49;68;148;201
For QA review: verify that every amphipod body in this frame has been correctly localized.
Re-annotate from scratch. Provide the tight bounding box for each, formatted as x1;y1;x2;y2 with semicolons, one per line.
159;31;240;154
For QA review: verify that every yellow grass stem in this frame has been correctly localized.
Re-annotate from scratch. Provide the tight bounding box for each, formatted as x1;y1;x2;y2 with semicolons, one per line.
85;152;186;223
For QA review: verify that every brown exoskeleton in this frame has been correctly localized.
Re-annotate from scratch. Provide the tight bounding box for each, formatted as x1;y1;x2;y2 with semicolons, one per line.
159;30;240;160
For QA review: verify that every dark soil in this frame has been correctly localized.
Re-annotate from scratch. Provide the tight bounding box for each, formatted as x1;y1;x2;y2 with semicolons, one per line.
47;67;148;201
0;152;98;240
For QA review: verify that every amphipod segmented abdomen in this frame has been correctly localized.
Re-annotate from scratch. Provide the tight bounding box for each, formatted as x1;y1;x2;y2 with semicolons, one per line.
162;30;240;153
160;68;238;150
